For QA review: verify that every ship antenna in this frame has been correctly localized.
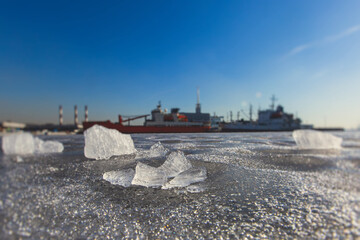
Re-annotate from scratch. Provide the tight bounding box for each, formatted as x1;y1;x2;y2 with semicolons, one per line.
59;105;63;126
74;105;78;126
196;87;201;114
249;104;253;122
197;87;200;104
270;95;278;110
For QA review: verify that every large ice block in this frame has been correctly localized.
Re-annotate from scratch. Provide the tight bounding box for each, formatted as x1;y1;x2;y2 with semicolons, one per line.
131;162;167;187
162;167;207;189
84;125;136;160
103;169;135;187
2;133;35;155
293;130;342;149
34;137;64;153
159;151;192;178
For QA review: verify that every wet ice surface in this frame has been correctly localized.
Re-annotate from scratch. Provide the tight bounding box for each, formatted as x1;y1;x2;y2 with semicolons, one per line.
0;132;359;239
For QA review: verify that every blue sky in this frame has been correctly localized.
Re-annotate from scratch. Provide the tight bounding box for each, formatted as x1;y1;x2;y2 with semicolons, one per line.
1;0;360;128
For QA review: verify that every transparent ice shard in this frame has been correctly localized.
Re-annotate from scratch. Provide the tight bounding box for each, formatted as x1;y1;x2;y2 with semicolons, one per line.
2;133;35;155
186;184;206;193
293;130;342;149
162;167;207;189
159;151;192;178
16;156;24;163
103;169;135;187
131;162;167;187
149;142;168;157
84;125;136;160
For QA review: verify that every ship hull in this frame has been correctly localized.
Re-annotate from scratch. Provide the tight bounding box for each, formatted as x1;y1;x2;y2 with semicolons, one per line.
221;128;298;132
83;121;210;133
221;123;300;132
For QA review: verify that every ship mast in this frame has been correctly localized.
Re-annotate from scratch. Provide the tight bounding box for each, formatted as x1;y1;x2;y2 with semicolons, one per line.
74;105;79;126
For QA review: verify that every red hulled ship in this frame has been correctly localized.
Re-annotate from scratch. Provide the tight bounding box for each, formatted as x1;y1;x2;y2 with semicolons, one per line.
83;102;211;133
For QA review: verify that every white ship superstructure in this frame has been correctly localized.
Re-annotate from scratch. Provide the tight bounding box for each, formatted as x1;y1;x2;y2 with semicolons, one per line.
222;95;311;132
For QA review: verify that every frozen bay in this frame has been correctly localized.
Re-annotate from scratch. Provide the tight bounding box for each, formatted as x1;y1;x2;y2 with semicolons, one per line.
0;131;359;239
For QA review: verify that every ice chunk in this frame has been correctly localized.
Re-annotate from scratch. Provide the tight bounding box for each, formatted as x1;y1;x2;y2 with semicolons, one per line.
186;184;205;193
34;137;64;153
84;125;136;160
159;151;192;178
162;167;207;189
149;142;168;157
293;130;342;149
2;133;35;155
103;169;135;187
131;162;167;187
16;156;24;163
1;133;64;155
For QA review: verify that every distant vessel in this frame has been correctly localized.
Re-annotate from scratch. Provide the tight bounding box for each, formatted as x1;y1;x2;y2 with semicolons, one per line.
83;102;211;133
222;95;313;132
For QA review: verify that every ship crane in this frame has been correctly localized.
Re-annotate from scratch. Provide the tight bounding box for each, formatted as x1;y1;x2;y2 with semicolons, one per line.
119;114;150;126
241;110;249;120
240;104;253;122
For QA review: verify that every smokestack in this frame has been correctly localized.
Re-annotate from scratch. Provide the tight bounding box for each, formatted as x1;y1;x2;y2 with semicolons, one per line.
85;105;88;122
59;105;63;126
74;105;78;125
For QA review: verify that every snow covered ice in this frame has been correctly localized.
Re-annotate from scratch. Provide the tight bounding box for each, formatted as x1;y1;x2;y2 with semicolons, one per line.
131;162;167;187
162;167;207;189
103;169;135;187
1;131;359;239
159;151;192;177
2;133;64;155
84;125;136;160
293;129;342;149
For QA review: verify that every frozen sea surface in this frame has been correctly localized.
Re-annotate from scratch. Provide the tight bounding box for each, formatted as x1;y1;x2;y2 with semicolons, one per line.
0;132;359;239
